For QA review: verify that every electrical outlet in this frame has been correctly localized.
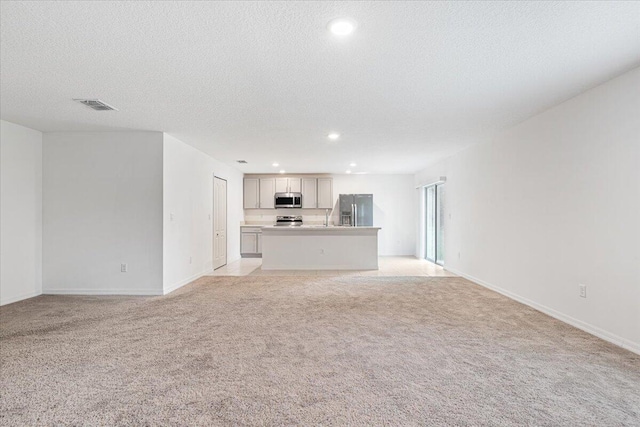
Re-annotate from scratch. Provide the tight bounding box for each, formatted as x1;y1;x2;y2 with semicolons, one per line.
189;256;192;264
121;263;128;273
579;284;587;298
170;213;175;222
458;252;461;259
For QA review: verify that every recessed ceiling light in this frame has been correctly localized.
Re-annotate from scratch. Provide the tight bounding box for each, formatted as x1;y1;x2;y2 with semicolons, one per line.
327;133;340;140
272;162;279;167
349;162;357;167
279;170;286;174
346;170;352;174
327;18;357;36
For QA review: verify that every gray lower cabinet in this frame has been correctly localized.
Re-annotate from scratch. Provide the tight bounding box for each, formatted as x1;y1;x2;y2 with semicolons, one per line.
241;227;262;257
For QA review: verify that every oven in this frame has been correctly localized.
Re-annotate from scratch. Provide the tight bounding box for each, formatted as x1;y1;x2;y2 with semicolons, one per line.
275;215;303;226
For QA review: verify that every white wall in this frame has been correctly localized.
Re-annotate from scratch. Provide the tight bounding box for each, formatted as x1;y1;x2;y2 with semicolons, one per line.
415;67;640;353
333;174;416;256
43;132;164;295
0;120;43;305
162;134;243;293
244;174;416;256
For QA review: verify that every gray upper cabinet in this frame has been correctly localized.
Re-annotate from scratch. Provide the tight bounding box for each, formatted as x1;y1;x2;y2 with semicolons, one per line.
243;178;259;209
301;178;317;208
259;178;275;208
244;175;332;209
275;177;301;193
275;177;288;193
288;178;302;193
317;178;333;209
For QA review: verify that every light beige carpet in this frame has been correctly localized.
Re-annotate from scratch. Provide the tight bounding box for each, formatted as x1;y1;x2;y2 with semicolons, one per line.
1;276;639;426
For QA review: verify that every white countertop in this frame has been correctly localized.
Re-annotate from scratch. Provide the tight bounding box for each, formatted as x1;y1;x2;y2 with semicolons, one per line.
242;224;381;232
261;225;380;228
261;225;381;231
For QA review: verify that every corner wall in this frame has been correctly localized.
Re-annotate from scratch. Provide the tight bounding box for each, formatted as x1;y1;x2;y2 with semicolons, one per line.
415;67;640;353
162;134;243;294
0;120;43;305
43;132;164;295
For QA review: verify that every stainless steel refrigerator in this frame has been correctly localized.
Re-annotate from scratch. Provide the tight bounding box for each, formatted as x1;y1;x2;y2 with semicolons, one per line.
339;194;373;226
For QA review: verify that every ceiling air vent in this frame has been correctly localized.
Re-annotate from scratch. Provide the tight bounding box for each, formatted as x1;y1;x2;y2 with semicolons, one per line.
237;160;248;164
73;99;119;111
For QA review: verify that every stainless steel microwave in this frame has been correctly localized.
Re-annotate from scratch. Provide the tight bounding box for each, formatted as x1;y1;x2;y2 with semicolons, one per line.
274;192;302;208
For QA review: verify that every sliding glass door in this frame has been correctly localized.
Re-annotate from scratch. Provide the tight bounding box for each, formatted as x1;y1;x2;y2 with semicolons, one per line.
425;186;436;261
425;183;445;265
435;184;445;264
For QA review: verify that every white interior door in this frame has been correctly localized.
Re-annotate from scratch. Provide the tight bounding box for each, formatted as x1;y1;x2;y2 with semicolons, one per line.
213;176;227;269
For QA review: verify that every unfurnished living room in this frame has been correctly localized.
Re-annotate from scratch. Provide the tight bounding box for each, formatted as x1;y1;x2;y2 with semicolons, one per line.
1;1;639;425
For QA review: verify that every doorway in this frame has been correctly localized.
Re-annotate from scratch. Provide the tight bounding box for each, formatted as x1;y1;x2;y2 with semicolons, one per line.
425;183;445;265
213;176;227;270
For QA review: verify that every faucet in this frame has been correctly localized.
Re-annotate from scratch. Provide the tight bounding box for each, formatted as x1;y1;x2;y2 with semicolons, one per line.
325;209;330;227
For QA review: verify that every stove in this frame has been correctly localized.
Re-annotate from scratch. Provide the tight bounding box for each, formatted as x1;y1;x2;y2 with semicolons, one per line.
275;215;303;226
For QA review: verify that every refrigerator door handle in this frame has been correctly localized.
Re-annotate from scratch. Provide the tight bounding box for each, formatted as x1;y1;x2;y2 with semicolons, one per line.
354;204;358;227
351;203;355;227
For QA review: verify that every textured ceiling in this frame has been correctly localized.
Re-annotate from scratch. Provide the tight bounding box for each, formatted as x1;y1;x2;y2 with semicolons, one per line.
2;1;639;174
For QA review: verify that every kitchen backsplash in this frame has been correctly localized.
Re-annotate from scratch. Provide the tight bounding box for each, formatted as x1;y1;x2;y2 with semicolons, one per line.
243;209;340;226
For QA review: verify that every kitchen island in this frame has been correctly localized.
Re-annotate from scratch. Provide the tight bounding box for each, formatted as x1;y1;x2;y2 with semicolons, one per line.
261;226;381;270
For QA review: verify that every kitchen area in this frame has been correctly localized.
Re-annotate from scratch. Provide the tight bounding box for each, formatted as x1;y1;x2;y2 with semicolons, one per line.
240;174;380;270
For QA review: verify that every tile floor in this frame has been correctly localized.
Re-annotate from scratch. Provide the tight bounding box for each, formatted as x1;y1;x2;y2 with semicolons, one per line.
208;256;456;277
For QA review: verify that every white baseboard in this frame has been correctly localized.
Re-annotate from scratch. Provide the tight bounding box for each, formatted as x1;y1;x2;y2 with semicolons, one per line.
41;269;215;298
163;269;213;295
44;288;163;296
0;290;42;306
446;267;640;356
